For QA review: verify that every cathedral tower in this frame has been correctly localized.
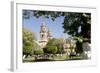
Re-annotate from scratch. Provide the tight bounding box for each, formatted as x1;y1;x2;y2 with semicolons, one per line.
47;28;52;39
39;22;48;48
40;22;47;41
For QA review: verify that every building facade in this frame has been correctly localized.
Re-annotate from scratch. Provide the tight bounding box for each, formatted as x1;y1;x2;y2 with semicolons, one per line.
39;22;52;48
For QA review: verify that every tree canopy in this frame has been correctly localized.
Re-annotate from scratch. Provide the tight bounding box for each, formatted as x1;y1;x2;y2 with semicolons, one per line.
23;10;91;43
43;46;57;54
23;10;91;54
23;28;40;57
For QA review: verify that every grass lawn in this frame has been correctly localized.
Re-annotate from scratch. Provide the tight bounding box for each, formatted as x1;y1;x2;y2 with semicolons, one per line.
49;54;69;61
23;57;35;62
68;56;83;60
23;54;84;62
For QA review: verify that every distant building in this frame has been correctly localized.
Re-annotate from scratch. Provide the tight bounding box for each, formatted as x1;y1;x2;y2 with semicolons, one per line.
38;22;74;55
39;22;53;48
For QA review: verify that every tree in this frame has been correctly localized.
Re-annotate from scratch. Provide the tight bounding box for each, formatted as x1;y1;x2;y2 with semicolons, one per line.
46;38;57;46
34;49;44;55
43;46;57;54
46;38;66;54
57;45;63;54
23;10;91;54
62;13;91;43
23;10;91;41
23;28;39;57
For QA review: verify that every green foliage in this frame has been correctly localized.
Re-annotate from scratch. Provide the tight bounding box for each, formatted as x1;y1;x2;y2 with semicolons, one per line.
23;10;91;43
46;38;56;46
46;38;65;54
47;38;65;46
75;41;83;54
57;45;63;54
23;45;33;55
43;46;57;54
23;28;36;41
73;36;84;53
23;10;91;54
34;49;44;55
63;13;91;43
23;28;40;57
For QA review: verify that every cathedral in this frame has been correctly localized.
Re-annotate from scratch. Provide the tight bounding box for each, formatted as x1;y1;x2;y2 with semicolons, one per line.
39;22;53;48
38;22;74;55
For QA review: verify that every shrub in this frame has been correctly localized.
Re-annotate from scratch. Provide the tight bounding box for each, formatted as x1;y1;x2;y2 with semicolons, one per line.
57;45;63;54
34;49;44;55
43;46;57;54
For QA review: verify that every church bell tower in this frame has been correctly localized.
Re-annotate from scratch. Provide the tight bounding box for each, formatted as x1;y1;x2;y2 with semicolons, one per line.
39;22;48;48
47;28;52;39
40;22;47;41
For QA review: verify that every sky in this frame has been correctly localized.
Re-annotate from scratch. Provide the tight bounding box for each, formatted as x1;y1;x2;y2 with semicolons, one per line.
22;10;70;40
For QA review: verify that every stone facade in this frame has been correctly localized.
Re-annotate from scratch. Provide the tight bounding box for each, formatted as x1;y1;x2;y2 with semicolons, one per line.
39;22;52;48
